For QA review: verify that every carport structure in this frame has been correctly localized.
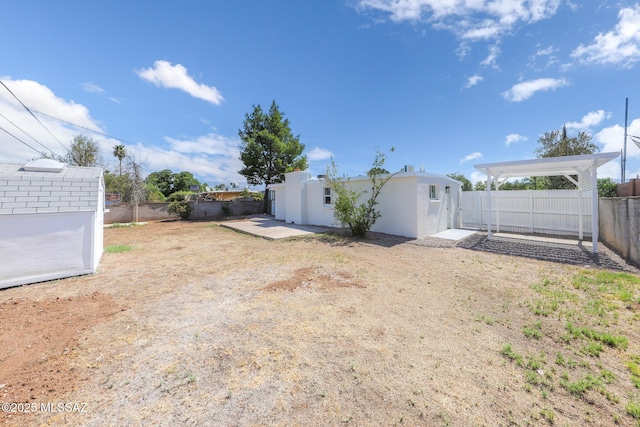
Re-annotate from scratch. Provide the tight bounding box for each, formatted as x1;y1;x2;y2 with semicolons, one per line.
474;152;619;253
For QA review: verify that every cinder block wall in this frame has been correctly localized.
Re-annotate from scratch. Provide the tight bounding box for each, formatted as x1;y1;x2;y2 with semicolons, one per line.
105;203;177;224
190;200;262;220
105;200;263;223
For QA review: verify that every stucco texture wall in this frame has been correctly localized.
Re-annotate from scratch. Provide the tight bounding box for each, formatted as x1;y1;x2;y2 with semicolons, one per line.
599;197;640;265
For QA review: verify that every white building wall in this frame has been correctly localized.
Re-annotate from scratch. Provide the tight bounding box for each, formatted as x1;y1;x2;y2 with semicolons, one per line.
416;176;460;237
270;171;461;239
271;185;286;220
305;180;335;227
93;174;105;269
366;175;418;237
284;171;310;224
0;212;94;289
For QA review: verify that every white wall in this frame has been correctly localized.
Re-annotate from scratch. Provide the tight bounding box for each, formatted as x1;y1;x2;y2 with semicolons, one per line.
93;174;104;269
305;180;335;227
416;176;460;237
284;171;310;224
273;171;461;238
0;212;95;289
366;175;418;237
271;185;286;220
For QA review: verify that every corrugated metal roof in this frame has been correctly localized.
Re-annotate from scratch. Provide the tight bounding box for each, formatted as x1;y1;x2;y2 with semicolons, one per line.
0;162;103;215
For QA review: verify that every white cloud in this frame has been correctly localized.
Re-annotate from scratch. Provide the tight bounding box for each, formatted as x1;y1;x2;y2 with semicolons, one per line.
505;133;527;147
595;118;640;159
129;134;245;185
502;77;569;102
306;147;333;161
82;82;105;94
480;44;501;68
470;170;486;184
535;46;555;56
136;60;224;105
565;110;611;130
571;5;640;68
464;75;483;89
357;0;561;40
0;78;243;185
460;151;482;164
0;78;104;163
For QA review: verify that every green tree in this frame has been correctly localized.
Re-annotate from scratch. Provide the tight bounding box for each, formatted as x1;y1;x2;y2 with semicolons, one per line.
173;171;201;193
534;125;599;189
325;148;396;238
447;172;473;191
113;144;126;175
597;177;618;197
66;135;101;167
238;101;307;213
147;169;174;197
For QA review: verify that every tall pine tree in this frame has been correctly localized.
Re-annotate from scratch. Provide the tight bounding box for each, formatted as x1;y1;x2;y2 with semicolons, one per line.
238;101;307;213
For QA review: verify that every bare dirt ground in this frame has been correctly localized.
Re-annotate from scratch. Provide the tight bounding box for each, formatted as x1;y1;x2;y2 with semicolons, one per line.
1;220;640;426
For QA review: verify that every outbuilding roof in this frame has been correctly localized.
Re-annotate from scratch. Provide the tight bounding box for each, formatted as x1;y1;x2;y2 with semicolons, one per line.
0;161;103;215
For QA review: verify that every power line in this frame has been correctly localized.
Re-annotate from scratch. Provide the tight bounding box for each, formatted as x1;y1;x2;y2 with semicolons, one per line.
0;112;62;157
32;108;138;145
32;109;227;171
0;80;69;153
0;124;47;157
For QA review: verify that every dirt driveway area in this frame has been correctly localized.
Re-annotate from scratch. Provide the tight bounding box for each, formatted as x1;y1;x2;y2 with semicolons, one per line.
2;221;640;426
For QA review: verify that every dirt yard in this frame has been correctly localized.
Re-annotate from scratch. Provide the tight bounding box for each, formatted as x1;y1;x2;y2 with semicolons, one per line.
2;221;640;426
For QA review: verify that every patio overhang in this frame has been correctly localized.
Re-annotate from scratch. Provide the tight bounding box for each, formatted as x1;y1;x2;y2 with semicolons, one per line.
474;152;620;253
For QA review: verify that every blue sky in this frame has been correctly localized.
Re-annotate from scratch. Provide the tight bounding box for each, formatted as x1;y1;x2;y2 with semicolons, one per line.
1;1;639;188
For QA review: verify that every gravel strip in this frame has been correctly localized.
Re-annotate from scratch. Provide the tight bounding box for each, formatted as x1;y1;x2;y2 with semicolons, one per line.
456;233;639;272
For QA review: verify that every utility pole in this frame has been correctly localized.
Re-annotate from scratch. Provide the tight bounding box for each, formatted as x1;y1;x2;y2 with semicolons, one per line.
623;97;628;183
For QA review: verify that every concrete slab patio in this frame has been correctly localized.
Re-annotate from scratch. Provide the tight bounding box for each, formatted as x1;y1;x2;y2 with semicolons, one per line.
220;215;328;240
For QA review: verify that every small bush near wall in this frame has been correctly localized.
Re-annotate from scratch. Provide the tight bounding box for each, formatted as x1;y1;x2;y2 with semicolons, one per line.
168;200;192;220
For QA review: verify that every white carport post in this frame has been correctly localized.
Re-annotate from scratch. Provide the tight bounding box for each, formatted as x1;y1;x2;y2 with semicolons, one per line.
590;162;599;253
486;169;503;239
486;172;492;240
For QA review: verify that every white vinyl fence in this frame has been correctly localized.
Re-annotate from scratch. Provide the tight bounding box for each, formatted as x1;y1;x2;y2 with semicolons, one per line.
461;190;593;237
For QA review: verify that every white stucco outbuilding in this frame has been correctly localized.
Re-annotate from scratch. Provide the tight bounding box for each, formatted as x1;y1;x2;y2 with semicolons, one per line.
0;159;104;289
268;169;462;239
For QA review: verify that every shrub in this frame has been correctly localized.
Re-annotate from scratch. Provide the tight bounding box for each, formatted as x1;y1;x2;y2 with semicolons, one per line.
325;148;395;238
166;191;194;220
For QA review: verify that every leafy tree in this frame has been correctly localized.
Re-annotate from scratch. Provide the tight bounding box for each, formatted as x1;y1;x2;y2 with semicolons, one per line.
147;169;174;197
173;171;201;193
238;101;307;212
144;183;166;202
447;172;473;191
104;155;151;202
146;170;202;198
66;135;101;167
597;177;618;198
534;125;599;189
113;144;126;175
325;148;396;238
213;183;229;191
